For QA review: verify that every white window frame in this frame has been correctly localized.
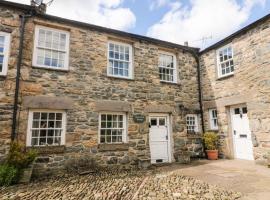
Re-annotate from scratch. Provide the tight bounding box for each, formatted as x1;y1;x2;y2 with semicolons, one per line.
32;25;70;70
0;32;11;76
216;44;234;78
107;41;133;79
26;109;66;146
158;51;177;83
98;112;128;144
209;108;218;130
186;114;199;133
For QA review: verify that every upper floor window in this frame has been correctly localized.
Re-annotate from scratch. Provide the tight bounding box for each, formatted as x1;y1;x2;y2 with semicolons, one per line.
27;110;66;146
159;52;177;83
209;109;218;130
0;32;10;76
186;114;199;134
33;26;70;70
99;113;127;144
108;41;133;79
217;45;234;78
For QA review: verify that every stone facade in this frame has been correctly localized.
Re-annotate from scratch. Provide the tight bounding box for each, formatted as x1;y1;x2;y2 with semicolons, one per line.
0;3;203;176
200;17;270;164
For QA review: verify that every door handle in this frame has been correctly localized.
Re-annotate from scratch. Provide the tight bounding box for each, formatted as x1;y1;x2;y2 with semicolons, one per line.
234;130;236;135
166;135;168;140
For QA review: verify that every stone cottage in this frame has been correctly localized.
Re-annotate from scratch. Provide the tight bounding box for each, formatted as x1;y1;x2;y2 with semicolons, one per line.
200;13;270;165
0;1;203;175
0;1;269;176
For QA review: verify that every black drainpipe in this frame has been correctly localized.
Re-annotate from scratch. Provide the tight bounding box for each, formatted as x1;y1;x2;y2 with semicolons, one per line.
191;50;205;133
11;12;34;141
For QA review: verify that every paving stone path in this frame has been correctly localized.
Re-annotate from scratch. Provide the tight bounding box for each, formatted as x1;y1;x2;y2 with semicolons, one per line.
0;169;241;200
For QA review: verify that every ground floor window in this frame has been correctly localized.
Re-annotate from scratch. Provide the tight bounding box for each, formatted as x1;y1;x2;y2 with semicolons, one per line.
209;108;218;130
99;113;127;143
186;114;199;134
27;110;66;146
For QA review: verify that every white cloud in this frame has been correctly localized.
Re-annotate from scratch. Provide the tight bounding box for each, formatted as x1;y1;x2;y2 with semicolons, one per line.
147;0;266;49
149;0;170;10
8;0;136;31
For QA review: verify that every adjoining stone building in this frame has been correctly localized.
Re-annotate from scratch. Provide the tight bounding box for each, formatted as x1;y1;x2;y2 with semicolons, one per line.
0;1;269;176
200;14;270;165
0;1;203;176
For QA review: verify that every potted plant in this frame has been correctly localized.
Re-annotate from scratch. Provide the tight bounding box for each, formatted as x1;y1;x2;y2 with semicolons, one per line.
203;132;219;160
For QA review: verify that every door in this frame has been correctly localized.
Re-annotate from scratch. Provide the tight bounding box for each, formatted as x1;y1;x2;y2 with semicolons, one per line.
231;106;254;160
149;115;171;164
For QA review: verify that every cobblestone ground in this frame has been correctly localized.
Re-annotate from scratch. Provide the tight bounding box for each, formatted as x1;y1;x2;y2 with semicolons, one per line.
0;168;241;200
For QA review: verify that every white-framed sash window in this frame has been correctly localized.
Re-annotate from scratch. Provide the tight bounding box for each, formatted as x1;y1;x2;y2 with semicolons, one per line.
27;110;66;146
99;112;127;143
159;52;177;83
186;114;199;134
107;41;133;79
0;32;11;76
33;26;70;70
209;108;218;130
217;45;234;78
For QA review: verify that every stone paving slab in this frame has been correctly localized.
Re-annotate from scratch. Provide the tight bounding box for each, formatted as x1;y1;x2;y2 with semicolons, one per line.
0;168;241;200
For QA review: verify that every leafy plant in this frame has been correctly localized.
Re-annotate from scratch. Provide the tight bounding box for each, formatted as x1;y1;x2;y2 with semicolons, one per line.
6;142;37;169
0;164;19;187
203;132;218;150
0;142;37;187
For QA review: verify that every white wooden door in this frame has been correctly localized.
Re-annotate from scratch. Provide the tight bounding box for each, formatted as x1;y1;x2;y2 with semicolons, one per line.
149;115;171;164
231;106;254;160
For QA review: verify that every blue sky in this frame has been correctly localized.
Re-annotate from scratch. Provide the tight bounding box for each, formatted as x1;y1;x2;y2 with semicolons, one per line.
9;0;270;48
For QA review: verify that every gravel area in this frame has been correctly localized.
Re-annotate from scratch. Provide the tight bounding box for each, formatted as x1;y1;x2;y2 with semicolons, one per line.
0;169;241;200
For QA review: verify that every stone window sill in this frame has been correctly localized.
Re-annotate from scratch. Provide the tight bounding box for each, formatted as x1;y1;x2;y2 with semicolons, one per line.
160;81;180;86
207;129;219;133
32;65;70;72
26;145;65;155
98;143;129;152
216;73;234;81
106;75;135;81
187;133;203;139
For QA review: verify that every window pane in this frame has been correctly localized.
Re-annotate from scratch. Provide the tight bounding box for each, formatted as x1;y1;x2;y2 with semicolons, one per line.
108;43;131;77
151;118;157;126
30;111;64;146
32;130;39;137
159;53;175;82
159;118;166;126
56;113;62;120
99;114;125;143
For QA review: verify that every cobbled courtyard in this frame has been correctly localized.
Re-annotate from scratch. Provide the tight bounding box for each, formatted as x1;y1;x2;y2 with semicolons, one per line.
0;167;241;200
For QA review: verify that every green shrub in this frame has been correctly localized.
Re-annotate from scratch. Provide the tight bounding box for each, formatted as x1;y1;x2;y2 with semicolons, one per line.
203;132;218;150
0;142;37;187
6;142;37;169
0;164;19;187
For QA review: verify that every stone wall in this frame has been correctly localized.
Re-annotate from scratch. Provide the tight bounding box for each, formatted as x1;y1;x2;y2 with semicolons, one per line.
200;17;270;164
0;5;202;175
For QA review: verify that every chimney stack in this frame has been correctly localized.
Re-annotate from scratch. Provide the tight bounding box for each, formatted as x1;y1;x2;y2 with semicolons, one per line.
31;0;47;14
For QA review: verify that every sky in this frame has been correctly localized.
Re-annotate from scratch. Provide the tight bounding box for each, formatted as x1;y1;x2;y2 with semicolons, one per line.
7;0;270;49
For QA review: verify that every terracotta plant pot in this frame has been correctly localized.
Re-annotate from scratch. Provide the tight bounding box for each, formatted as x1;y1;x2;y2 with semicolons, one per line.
206;150;218;160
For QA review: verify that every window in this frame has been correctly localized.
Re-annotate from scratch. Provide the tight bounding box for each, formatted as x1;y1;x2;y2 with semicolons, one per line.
108;41;133;79
0;32;10;76
27;110;66;146
186;114;199;134
217;45;234;77
159;52;177;83
99;113;127;143
209;109;218;130
33;26;70;70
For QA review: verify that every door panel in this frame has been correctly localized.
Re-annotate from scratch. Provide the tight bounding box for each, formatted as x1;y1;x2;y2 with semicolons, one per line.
149;116;170;164
231;106;254;160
